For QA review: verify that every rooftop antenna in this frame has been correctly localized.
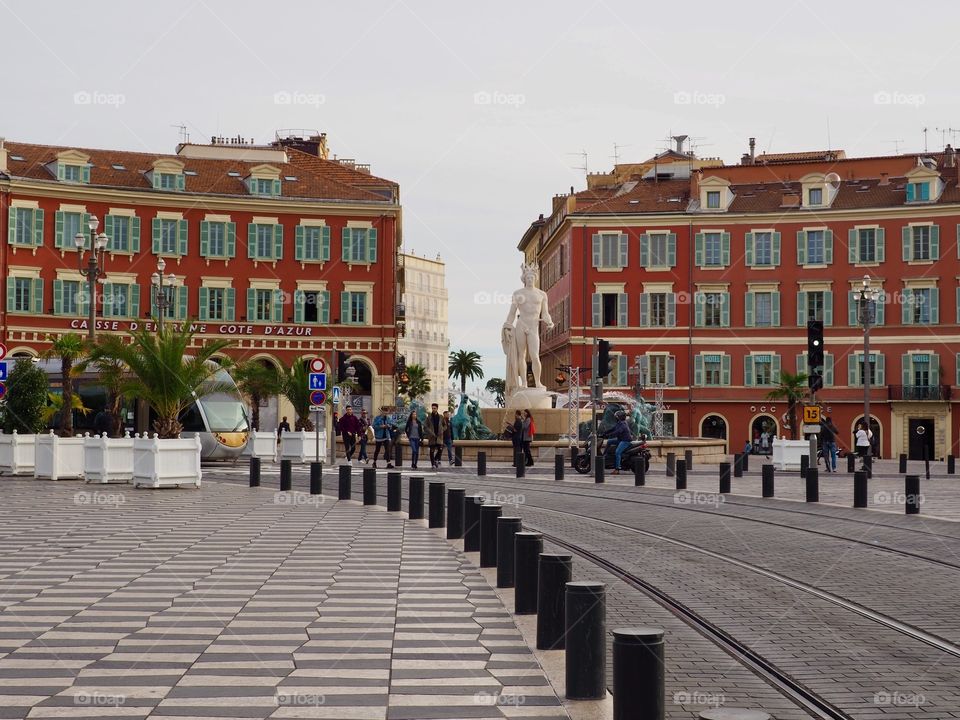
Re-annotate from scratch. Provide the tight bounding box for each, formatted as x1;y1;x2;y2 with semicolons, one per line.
826;117;831;153
886;139;904;154
935;127;960;148
171;123;190;144
922;127;929;153
611;142;632;166
567;150;588;180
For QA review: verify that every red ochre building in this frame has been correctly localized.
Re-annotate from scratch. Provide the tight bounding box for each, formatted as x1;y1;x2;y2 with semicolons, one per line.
520;138;960;460
0;133;401;428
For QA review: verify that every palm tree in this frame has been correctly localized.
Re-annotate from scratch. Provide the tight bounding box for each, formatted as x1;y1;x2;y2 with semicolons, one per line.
399;364;431;403
485;378;506;408
766;370;809;440
448;350;484;394
234;360;282;431
281;360;314;431
40;333;89;437
89;334;129;438
108;325;235;438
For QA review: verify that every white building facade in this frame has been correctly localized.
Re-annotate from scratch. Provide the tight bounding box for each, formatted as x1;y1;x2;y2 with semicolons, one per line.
398;252;449;408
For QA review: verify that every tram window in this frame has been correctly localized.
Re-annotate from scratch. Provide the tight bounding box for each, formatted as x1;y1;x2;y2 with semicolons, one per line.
178;402;205;432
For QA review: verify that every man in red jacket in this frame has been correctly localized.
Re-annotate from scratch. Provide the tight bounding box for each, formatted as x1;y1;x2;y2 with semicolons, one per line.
338;406;362;462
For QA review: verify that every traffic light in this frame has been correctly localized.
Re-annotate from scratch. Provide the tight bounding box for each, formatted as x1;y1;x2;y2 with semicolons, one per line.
807;320;824;392
597;339;613;379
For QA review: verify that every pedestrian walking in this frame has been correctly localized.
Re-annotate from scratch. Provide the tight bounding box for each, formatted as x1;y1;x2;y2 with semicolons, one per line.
405;410;423;469
510;410;522;466
424;403;447;469
604;410;633;475
357;409;370;463
521;409;535;467
820;415;839;472
855;421;873;470
338;406;362;462
442;410;455;465
372;407;395;469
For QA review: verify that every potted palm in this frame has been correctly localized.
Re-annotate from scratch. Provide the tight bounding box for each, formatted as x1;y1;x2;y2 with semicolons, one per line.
110;325;234;488
83;335;136;483
234;359;282;460
766;370;811;470
35;392;91;481
278;360;326;463
0;358;47;475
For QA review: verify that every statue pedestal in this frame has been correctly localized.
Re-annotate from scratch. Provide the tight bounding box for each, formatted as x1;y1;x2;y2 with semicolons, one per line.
505;387;554;410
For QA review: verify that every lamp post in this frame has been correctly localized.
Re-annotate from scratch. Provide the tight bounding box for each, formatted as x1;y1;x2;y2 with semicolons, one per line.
857;274;881;453
74;215;109;341
150;257;179;334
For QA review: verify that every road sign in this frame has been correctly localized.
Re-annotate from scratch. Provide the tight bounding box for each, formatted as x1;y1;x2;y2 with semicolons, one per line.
331;386;341;406
802;424;822;434
802;405;821;424
308;373;327;391
0;383;7;400
309;405;326;412
310;389;326;406
0;363;7;382
0;343;7;361
309;357;326;373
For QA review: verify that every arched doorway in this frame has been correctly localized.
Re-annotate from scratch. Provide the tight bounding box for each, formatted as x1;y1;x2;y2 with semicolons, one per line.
750;414;778;455
343;356;375;415
852;416;883;459
700;414;728;453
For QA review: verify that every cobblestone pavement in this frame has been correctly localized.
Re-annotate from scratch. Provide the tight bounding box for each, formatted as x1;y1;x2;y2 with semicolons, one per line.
0;479;566;720
210;460;960;719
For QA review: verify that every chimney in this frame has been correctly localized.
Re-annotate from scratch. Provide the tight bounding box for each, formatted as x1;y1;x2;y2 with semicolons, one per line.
945;144;956;168
0;138;7;174
690;169;702;203
749;137;756;163
879;172;889;186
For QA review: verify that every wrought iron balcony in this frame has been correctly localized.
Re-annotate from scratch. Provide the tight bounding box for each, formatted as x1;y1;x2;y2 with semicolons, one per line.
396;303;406;319
888;385;952;401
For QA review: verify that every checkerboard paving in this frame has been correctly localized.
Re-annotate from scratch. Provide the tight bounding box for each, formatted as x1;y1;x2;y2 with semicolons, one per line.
0;480;566;719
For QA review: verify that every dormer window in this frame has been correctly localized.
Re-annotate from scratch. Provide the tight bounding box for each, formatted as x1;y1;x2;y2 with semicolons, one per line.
149;158;186;192
60;164;88;183
698;176;733;212
52;150;92;184
808;187;823;205
905;181;930;202
706;191;721;209
156;173;183;191
799;173;839;209
902;164;942;204
249;177;280;196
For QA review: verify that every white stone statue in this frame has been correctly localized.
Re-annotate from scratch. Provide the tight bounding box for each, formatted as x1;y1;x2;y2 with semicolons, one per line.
501;263;554;408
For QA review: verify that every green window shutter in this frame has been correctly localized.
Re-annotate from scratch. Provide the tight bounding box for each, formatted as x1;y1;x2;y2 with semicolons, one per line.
721;355;731;386
367;228;378;263
744;232;754;265
848;355;857;386
902;290;912;324
930;224;940;259
639;293;649;327
342;227;352;262
906;183;915;202
320;291;330;323
744;292;755;326
930;354;940;385
57;163;65;181
54;210;64;248
293;290;304;323
226;223;236;257
771;231;781;265
796;352;805;374
876;295;886;325
720;293;730;327
617;355;628;386
273;179;281;196
824;354;834;386
129;284;139;318
796;230;806;264
824;230;834;264
771;354;781;383
694;233;704;265
272;289;283;322
178;219;188;256
130;216;141;253
591;293;601;327
667;233;677;266
957;288;960;324
150;285;158;319
198;287;209;321
77;282;89;318
80;165;90;184
295;226;304;261
176;174;185;191
666;293;676;327
102;282;114;317
273;224;284;260
848;228;858;263
5;280;14;312
591;234;601;267
666;356;676;386
617;293;628;327
225;288;236;321
771;292;780;325
957;354;960;386
721;232;730;265
930;288;939;323
875;227;884;262
152;218;161;254
639;234;648;267
902;226;911;261
694;292;704;327
744;356;754;386
848;291;857;326
901;354;911;386
247;224;257;259
340;291;350;324
6;207;16;245
246;288;255;321
32;278;44;314
53;279;63;315
32;209;44;246
104;215;114;249
824;291;833;326
796;291;807;326
876;354;885;385
694;355;704;386
152;172;161;190
176;285;188;320
321;226;330;260
200;221;209;257
618;233;627;267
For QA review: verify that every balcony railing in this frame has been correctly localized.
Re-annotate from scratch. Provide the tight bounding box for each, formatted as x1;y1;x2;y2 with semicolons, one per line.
888;385;952;401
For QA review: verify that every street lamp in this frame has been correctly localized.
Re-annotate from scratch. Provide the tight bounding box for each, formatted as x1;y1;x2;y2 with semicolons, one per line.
857;274;881;462
150;257;179;334
74;215;109;341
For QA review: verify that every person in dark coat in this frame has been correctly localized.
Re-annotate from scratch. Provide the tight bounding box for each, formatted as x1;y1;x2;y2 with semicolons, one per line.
338;406;362;462
404;410;424;469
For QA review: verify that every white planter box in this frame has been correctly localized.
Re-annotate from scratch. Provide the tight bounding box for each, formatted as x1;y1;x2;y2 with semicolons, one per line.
279;430;326;463
0;432;37;476
34;432;86;481
771;438;812;471
84;433;134;483
242;430;278;461
133;434;202;489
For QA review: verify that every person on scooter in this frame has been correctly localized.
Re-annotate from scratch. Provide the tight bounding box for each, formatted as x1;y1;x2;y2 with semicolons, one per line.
604;410;634;475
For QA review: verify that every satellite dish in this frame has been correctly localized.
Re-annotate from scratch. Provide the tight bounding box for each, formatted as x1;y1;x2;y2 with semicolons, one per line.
825;172;841;189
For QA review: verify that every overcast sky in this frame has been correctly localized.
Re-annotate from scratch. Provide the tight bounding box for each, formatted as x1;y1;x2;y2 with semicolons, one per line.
4;0;959;396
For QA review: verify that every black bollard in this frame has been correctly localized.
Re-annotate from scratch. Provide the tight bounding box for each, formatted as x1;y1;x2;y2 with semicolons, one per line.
408;477;424;519
905;475;921;515
761;464;774;498
595;455;604;484
387;472;401;511
362;468;377;505
515;451;526;478
899;453;908;474
428;481;446;528
634;457;646;486
565;582;606;700
799;454;809;478
477;451;487;477
479;504;502;568
719;462;731;493
684;449;693;471
741;451;749;473
853;470;868;508
924;445;930;481
309;462;322;495
949;454;956;475
733;453;743;478
496;516;522;588
454;445;463;467
612;627;665;720
570;445;578;469
514;532;542;615
666;452;676;477
280;459;292;492
806;467;819;502
338;464;351;500
463;495;484;552
675;459;687;490
554;453;564;481
536;553;573;650
394;443;403;468
249;456;261;488
446;488;465;539
847;453;856;473
864;453;872;478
